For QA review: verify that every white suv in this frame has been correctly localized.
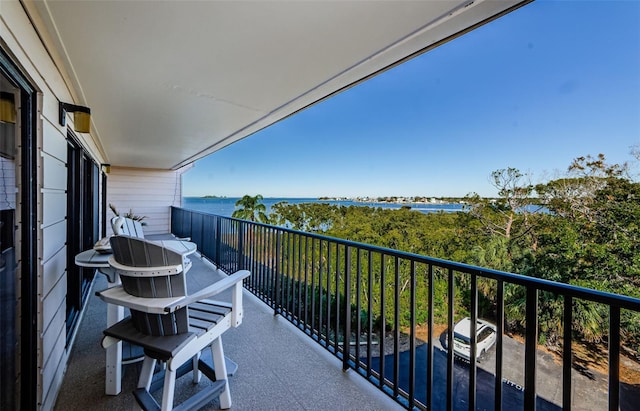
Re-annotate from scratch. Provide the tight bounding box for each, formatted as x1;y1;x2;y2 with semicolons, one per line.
447;317;497;361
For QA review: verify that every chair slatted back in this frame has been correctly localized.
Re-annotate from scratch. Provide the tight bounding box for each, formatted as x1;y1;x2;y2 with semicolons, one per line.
110;235;189;336
111;216;145;238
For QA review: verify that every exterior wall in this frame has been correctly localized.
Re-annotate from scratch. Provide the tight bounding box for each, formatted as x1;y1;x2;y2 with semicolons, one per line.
1;3;188;408
106;165;189;236
38;115;68;411
0;2;106;410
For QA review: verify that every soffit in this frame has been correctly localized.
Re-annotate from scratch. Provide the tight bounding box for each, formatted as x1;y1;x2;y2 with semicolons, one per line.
31;0;527;169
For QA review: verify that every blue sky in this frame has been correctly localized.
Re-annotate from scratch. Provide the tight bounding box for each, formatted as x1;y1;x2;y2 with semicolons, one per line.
183;0;640;198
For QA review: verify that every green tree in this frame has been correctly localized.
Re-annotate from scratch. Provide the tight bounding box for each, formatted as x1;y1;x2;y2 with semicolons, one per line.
264;154;640;348
466;168;538;241
269;202;338;232
232;194;269;223
535;154;626;223
533;155;639;287
513;154;640;345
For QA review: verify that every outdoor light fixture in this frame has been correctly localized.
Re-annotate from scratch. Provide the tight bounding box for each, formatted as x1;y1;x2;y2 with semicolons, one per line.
101;163;111;174
0;92;16;124
59;101;91;133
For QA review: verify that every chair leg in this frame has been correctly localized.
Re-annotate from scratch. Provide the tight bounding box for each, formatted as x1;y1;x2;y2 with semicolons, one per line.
161;367;177;411
192;352;201;384
138;357;157;391
104;340;122;395
211;337;231;409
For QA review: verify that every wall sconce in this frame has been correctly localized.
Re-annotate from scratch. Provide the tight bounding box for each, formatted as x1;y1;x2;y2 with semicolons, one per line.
0;92;16;124
101;163;111;174
59;101;91;133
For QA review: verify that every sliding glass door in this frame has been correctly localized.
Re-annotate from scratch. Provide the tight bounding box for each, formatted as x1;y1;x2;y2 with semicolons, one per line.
0;48;38;411
66;137;99;341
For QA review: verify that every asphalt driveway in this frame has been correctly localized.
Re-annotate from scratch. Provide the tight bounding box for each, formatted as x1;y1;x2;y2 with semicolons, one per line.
368;332;638;410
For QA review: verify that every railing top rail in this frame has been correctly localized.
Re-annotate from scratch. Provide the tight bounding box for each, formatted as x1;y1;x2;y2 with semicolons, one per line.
172;207;640;311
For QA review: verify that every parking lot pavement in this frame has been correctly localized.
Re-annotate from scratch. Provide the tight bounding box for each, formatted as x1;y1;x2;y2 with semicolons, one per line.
369;327;639;410
431;332;634;410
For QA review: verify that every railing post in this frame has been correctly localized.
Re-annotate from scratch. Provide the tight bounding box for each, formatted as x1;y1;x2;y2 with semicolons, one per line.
495;280;504;411
215;217;221;266
274;231;282;316
427;264;434;411
238;221;245;271
446;268;455;411
188;208;193;245
524;287;538;411
393;256;400;398
469;273;478;411
170;206;175;236
343;246;352;371
609;305;620;411
408;260;416;411
563;295;573;411
379;255;386;390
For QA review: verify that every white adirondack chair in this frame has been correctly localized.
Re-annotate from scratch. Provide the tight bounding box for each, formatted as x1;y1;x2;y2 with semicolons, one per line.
97;235;249;411
111;216;190;241
111;216;146;238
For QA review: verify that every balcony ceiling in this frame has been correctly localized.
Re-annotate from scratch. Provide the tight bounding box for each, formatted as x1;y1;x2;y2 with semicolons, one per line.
31;0;527;170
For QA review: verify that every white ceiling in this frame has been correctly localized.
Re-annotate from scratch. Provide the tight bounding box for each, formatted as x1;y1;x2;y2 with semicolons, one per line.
31;0;528;170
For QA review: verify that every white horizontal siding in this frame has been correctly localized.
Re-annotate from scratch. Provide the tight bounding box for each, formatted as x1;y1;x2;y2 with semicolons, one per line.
38;116;68;411
41;153;66;191
40;321;66;411
2;3;109;409
40;271;66;344
41;221;66;264
41;299;65;376
107;166;186;236
42;300;67;400
41;245;66;298
41;120;67;162
41;190;66;228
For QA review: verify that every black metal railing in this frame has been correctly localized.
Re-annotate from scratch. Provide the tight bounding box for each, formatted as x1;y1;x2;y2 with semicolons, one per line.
171;207;640;411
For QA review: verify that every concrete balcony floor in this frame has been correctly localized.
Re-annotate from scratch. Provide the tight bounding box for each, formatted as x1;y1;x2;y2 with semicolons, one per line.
54;253;401;411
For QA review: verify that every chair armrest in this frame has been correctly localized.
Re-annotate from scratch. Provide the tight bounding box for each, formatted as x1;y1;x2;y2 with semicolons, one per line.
97;269;250;315
164;270;251;313
97;286;186;314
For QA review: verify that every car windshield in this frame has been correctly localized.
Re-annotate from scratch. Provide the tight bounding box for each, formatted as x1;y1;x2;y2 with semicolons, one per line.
454;333;470;345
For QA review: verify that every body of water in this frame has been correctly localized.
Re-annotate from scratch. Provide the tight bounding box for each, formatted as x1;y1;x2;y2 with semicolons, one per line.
182;197;465;218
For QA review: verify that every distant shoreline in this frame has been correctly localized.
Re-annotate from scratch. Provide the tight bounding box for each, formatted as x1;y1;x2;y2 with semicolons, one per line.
197;195;476;205
184;197;468;218
318;196;470;205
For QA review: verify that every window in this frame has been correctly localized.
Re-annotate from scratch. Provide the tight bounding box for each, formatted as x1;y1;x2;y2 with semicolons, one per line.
478;328;494;342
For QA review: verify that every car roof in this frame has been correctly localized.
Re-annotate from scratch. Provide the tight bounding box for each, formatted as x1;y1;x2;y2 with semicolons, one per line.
453;317;490;339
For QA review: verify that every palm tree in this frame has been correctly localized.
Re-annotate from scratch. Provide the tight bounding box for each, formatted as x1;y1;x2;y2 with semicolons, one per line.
232;194;269;223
